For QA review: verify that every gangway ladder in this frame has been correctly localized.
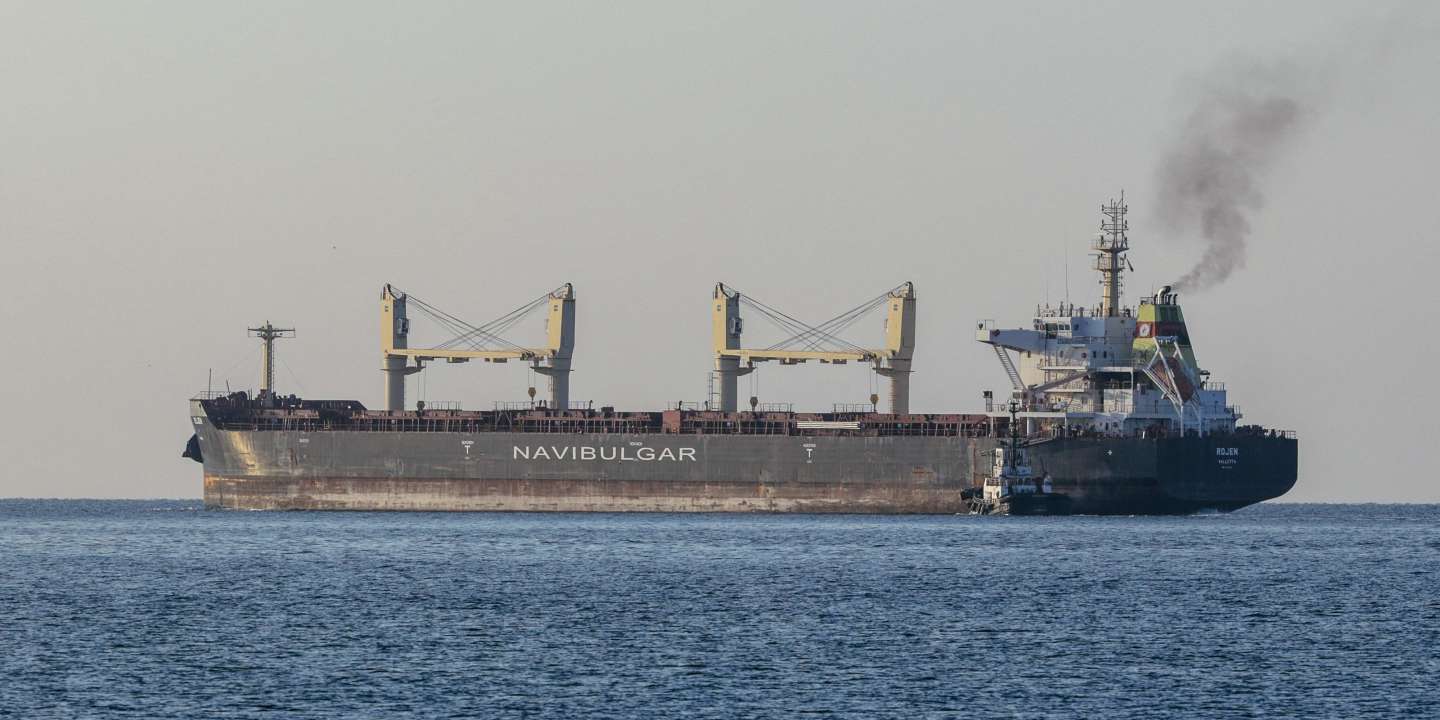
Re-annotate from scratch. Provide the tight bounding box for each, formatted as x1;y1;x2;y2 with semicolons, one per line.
706;371;720;411
993;345;1025;392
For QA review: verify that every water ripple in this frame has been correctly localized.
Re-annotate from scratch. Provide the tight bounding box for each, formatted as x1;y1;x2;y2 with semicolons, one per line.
0;501;1436;719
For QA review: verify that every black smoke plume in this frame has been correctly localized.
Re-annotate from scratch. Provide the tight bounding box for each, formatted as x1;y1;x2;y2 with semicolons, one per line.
1153;60;1311;293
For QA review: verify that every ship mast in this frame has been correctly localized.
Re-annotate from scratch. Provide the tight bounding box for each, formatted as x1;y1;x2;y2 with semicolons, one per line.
1094;193;1130;317
1007;399;1021;473
248;321;295;398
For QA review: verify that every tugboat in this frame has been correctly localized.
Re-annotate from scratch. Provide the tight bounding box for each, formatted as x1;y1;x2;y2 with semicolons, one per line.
967;401;1072;516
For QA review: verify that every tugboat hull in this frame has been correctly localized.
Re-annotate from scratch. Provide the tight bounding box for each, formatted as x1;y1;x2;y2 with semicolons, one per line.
966;492;1074;516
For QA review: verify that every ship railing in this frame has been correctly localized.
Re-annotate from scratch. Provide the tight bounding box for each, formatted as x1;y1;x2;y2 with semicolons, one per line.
748;403;792;413
190;390;230;400
1236;427;1297;439
667;401;706;411
833;403;876;414
490;400;597;412
211;411;1006;438
1261;426;1307;437
1039;355;1088;369
418;400;462;411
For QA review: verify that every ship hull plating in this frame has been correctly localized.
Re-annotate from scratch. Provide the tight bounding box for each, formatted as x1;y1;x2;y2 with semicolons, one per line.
194;422;1296;514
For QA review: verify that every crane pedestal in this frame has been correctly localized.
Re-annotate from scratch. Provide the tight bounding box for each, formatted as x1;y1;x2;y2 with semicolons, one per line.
876;360;912;415
533;359;571;411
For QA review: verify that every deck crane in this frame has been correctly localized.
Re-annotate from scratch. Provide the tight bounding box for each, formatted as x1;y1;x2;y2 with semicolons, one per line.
711;282;916;414
381;283;575;412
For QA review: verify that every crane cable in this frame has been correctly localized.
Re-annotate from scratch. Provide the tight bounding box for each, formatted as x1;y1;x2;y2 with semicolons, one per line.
438;288;557;350
734;284;903;355
395;285;565;354
404;294;522;352
784;290;892;353
739;295;869;354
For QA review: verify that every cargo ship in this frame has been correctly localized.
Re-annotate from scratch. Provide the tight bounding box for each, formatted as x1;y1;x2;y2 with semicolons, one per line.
183;197;1297;514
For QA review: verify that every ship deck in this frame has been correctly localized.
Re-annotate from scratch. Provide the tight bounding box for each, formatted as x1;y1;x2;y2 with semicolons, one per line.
199;396;999;437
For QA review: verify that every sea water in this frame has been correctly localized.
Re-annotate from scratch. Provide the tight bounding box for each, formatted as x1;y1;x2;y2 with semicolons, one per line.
1;501;1435;719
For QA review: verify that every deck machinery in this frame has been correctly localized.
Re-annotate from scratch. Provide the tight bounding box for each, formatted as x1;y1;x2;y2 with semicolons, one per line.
381;283;575;412
711;282;916;413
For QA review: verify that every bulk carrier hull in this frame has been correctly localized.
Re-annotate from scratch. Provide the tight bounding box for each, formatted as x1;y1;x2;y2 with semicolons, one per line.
190;402;1296;515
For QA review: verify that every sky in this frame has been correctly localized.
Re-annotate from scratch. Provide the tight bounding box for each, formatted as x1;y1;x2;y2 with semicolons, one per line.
1;1;1436;501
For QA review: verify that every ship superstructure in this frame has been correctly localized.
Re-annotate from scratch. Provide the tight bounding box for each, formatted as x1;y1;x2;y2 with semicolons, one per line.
977;196;1236;438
